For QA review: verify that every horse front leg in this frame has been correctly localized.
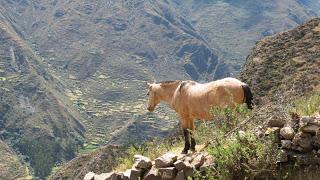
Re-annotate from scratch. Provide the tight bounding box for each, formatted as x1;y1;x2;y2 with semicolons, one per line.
181;118;194;154
182;128;190;154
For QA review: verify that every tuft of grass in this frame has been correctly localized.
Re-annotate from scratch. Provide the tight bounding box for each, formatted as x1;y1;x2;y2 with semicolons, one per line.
290;92;320;116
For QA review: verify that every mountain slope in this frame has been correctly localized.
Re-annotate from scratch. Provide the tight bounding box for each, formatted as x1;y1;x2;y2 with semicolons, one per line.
0;140;31;180
241;17;320;105
172;0;316;75
0;11;85;178
53;17;320;180
0;0;220;178
0;0;221;149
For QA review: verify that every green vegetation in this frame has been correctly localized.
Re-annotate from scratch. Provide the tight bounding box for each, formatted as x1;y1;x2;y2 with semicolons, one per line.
0;140;31;179
290;92;320;116
194;105;277;179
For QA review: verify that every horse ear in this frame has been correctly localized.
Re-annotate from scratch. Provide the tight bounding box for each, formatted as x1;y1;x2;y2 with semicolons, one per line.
147;82;151;87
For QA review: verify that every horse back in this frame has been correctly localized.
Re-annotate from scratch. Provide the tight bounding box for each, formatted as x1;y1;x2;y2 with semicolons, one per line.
206;78;245;107
171;78;245;120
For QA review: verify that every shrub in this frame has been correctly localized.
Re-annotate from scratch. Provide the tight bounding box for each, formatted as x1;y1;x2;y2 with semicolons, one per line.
193;104;278;179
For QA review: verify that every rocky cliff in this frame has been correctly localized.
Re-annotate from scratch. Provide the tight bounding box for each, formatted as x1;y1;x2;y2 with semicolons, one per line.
241;18;320;105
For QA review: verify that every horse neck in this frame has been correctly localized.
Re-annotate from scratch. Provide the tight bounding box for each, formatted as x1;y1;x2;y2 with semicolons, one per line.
158;82;181;103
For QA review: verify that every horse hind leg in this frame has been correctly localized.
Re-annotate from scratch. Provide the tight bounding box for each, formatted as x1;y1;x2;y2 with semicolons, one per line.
186;120;196;152
190;131;196;152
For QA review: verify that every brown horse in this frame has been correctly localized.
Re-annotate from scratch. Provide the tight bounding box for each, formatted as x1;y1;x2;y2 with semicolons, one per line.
147;77;253;154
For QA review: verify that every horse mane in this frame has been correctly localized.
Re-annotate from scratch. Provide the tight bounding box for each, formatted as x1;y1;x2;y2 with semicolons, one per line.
159;80;182;87
179;80;196;93
159;80;181;84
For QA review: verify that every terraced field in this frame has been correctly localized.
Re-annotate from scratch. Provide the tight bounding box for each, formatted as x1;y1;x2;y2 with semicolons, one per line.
59;66;179;153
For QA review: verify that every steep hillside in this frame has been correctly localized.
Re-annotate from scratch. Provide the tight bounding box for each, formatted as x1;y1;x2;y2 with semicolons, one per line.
51;145;126;180
0;140;31;180
0;12;85;178
0;0;222;154
0;0;219;178
241;18;320;105
172;0;316;75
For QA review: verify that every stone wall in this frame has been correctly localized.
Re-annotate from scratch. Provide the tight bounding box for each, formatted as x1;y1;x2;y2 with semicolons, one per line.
83;152;214;180
266;115;320;165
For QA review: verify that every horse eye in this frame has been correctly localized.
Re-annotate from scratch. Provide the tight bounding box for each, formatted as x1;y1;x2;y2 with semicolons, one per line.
147;92;150;96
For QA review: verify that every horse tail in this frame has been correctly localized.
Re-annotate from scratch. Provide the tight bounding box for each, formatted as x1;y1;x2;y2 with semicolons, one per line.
241;84;253;109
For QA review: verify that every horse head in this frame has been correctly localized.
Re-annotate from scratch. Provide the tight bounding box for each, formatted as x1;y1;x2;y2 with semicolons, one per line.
147;82;160;112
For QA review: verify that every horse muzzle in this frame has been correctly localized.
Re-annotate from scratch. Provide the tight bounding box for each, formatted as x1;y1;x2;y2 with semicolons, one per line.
147;106;155;112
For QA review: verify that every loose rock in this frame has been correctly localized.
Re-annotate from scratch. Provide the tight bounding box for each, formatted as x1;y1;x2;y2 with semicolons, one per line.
175;170;185;180
299;116;316;128
280;127;295;140
300;124;319;135
133;155;152;170
281;140;292;149
174;160;187;171
122;169;131;180
94;172;121;180
129;168;142;180
183;162;194;178
143;166;160;180
200;155;215;172
191;154;205;169
155;153;178;168
312;132;320;149
267;117;285;127
292;132;313;152
84;172;95;180
158;167;177;179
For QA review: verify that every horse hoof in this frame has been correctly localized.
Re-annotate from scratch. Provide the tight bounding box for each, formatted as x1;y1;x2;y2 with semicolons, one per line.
181;150;188;154
190;149;196;153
